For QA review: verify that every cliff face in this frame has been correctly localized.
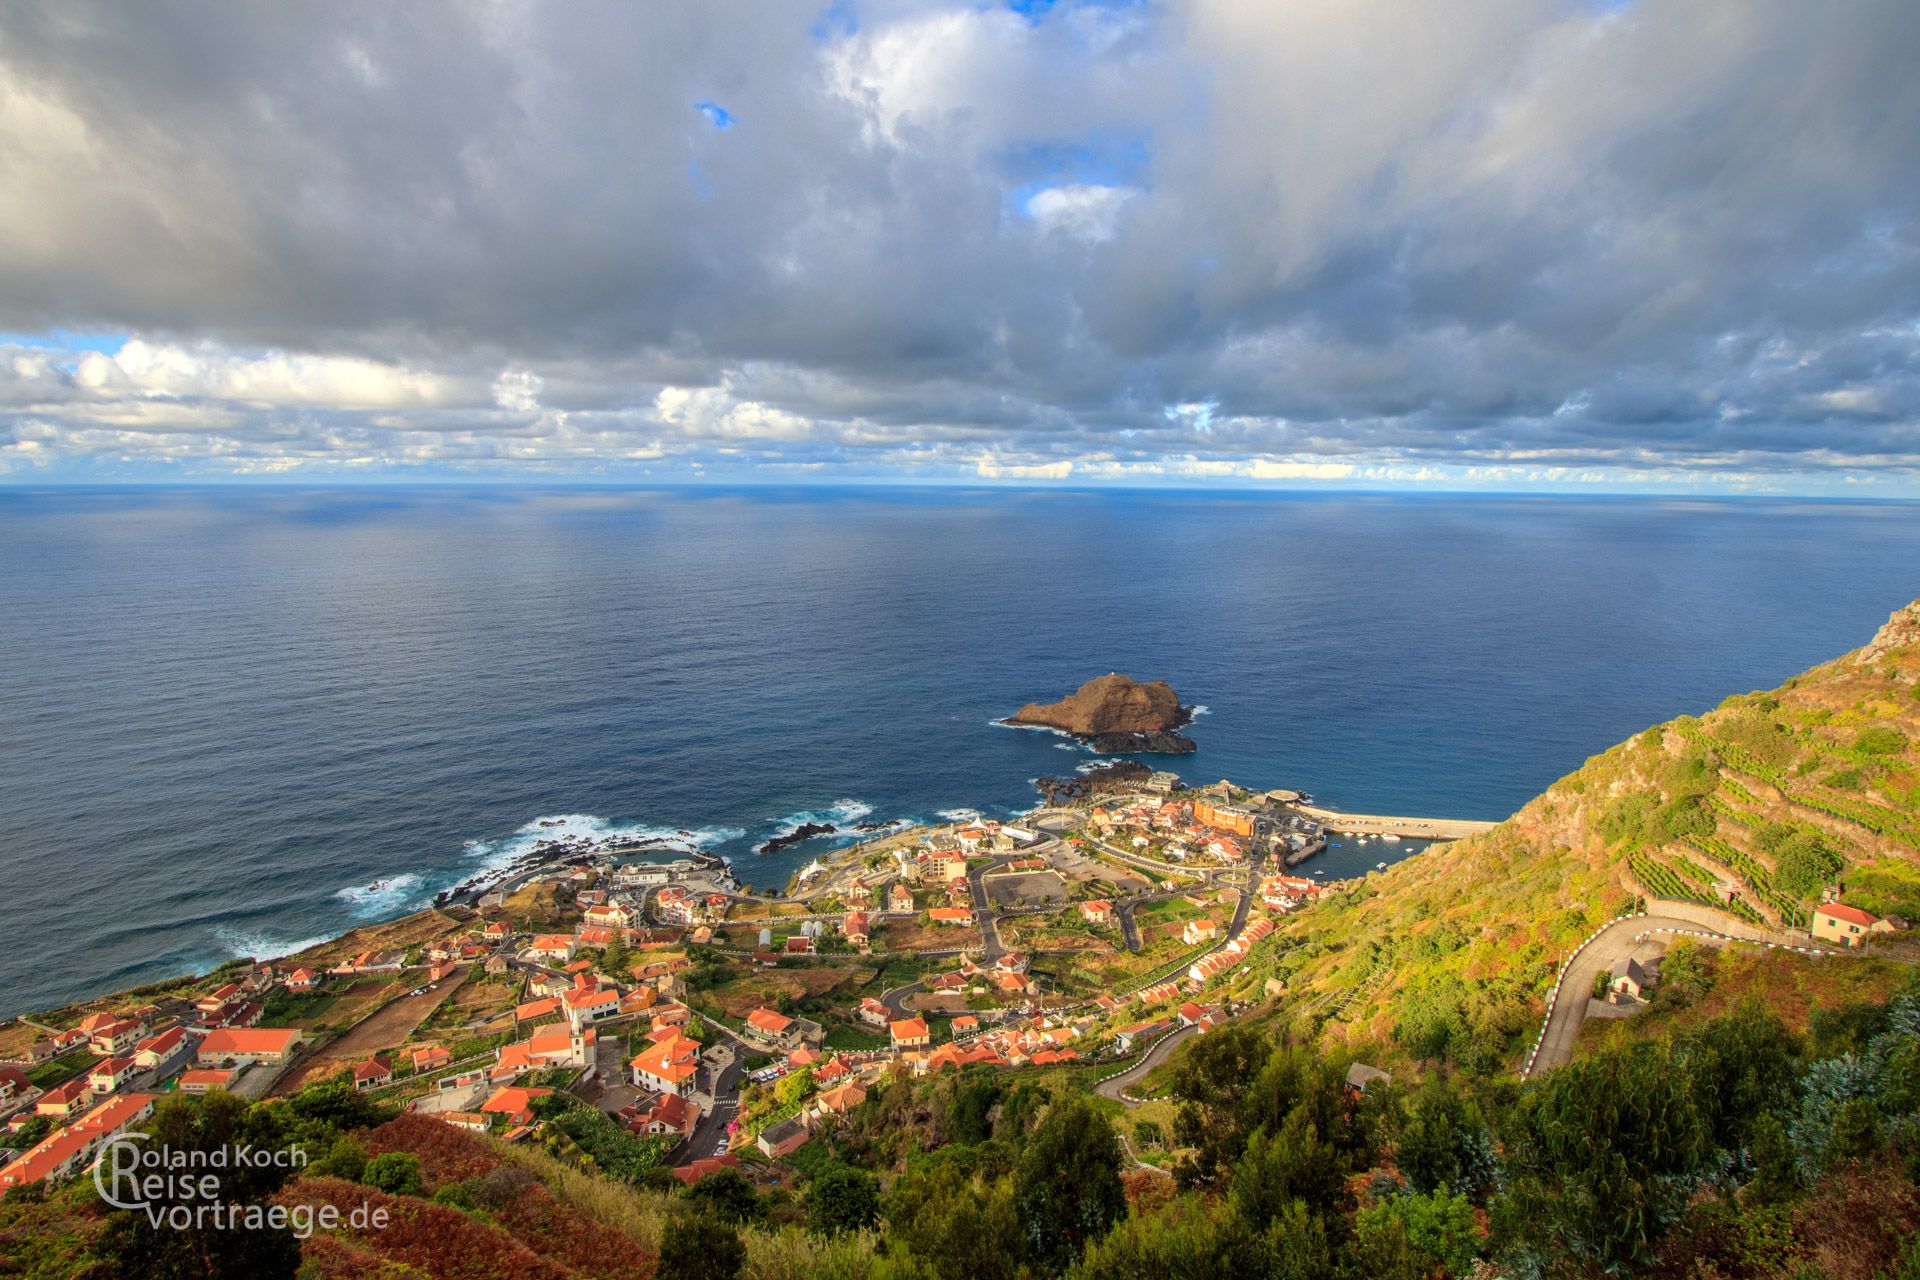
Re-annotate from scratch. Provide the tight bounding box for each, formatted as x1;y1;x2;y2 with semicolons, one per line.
1859;598;1920;664
1009;673;1190;736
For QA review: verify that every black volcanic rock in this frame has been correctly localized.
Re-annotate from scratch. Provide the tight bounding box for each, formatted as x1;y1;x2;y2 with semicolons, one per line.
1033;760;1152;805
758;822;836;855
1086;729;1197;754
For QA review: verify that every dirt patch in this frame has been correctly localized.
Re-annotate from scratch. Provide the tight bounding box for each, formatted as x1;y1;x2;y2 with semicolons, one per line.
1017;931;1114;953
502;881;570;926
273;968;471;1095
879;922;976;951
287;910;471;971
0;1021;46;1060
725;901;807;922
420;974;519;1039
705;964;871;1018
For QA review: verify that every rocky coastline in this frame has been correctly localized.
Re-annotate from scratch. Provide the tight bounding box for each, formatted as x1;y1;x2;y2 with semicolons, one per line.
1032;759;1152;805
757;822;838;854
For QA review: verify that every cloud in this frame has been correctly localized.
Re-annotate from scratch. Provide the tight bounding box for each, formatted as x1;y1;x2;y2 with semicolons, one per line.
0;0;1916;490
1024;183;1136;242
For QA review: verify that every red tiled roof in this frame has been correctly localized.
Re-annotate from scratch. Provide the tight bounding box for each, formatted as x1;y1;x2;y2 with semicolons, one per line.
198;1027;300;1057
746;1008;793;1034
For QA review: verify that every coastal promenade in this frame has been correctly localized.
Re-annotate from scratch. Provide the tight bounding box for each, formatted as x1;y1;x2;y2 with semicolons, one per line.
1296;806;1496;841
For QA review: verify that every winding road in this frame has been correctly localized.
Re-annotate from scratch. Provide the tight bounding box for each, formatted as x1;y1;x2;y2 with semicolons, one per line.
1526;912;1786;1076
1094;1023;1199;1104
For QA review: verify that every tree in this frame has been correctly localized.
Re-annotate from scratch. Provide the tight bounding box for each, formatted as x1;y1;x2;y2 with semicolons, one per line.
1256;1199;1336;1280
1674;1000;1799;1150
806;1164;881;1234
1746;1112;1798;1204
686;1166;762;1225
308;1134;367;1181
279;1075;396;1132
1228;1109;1344;1228
1352;1188;1478;1279
775;1066;817;1109
1169;1025;1269;1184
659;1210;746;1280
1396;1080;1493;1200
94;1093;304;1280
939;1072;1002;1145
362;1151;423;1197
1016;1097;1126;1272
1072;1197;1259;1280
889;1161;1027;1280
1774;833;1840;901
1501;1042;1709;1272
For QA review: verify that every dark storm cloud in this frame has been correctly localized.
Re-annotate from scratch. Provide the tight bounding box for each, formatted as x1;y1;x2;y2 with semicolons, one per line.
0;0;1917;486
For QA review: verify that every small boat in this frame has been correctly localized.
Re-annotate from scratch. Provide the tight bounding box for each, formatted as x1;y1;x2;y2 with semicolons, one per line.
1381;834;1402;844
1375;861;1387;870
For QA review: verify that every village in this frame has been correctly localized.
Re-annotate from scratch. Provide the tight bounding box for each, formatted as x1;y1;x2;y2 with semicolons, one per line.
0;775;1442;1192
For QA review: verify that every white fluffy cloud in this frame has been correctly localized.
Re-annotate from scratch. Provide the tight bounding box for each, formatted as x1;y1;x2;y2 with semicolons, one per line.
0;0;1917;489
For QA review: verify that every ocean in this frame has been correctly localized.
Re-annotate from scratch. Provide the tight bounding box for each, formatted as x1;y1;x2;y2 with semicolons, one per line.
1;485;1915;1016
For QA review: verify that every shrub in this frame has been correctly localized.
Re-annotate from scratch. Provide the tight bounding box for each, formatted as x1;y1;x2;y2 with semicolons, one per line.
1855;727;1908;757
363;1151;424;1197
659;1211;746;1280
804;1164;881;1234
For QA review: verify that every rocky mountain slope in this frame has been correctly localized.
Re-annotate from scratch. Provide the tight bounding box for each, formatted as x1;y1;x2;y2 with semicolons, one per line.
1258;597;1920;1067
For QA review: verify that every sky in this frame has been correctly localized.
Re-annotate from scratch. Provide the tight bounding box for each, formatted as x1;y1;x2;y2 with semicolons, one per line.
1;0;1918;493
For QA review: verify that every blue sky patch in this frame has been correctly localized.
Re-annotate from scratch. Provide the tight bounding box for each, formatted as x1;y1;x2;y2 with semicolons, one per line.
0;330;126;355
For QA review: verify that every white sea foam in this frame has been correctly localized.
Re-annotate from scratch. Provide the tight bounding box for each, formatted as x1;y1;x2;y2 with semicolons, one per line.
1076;757;1122;774
1189;704;1211;717
335;873;426;918
760;798;876;845
989;718;1079;740
215;928;335;962
936;807;982;823
461;812;747;883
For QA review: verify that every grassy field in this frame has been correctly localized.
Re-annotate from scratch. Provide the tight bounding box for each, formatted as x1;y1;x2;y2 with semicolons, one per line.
697;961;875;1020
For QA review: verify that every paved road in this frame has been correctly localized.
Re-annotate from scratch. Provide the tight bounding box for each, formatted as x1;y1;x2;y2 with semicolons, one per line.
1528;913;1775;1075
1094;1024;1199;1104
879;976;926;1020
1295;805;1498;841
680;1048;743;1163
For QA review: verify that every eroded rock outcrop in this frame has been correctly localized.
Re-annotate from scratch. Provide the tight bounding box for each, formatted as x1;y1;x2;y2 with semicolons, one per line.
1006;673;1196;753
1858;598;1920;664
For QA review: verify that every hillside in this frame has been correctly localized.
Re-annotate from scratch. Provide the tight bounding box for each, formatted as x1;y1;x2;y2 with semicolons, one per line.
7;605;1920;1280
1254;598;1920;1069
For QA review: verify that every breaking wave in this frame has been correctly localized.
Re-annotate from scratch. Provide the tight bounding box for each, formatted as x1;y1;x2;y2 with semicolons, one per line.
334;873;426;919
215;928;336;962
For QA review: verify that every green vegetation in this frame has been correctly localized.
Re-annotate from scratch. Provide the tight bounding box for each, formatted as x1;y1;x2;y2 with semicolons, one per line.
532;1091;674;1184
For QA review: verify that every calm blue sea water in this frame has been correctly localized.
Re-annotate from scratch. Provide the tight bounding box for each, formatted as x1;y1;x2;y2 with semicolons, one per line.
1;486;1916;1016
